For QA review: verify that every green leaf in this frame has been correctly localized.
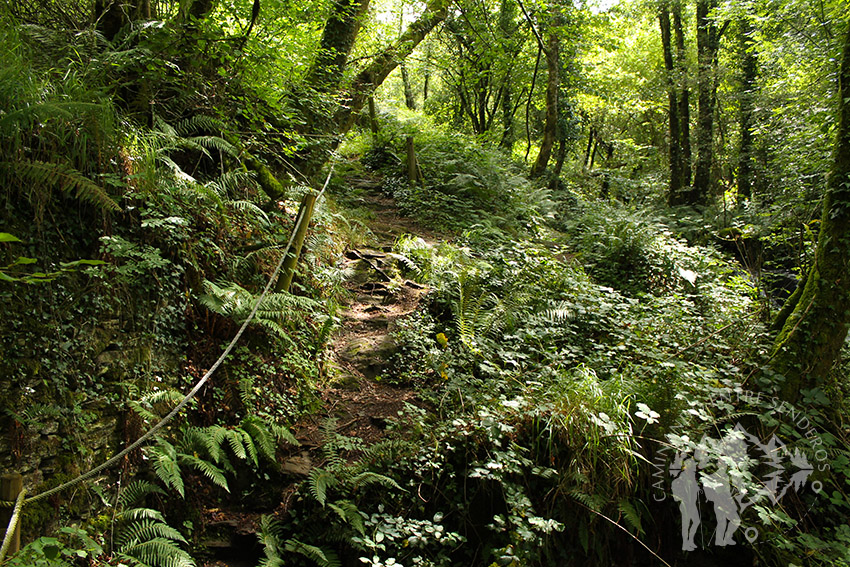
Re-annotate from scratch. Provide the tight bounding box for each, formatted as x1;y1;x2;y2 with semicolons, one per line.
0;233;21;242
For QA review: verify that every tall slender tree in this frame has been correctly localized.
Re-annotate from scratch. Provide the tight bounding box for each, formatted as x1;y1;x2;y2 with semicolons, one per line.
692;0;719;202
737;11;758;199
660;2;685;203
673;1;691;184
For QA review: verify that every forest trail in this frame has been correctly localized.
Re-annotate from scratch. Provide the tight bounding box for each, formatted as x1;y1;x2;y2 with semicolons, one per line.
283;177;437;472
201;177;440;567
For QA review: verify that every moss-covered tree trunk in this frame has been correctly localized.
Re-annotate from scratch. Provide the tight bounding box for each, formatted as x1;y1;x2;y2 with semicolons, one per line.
530;31;559;178
770;20;850;403
304;0;372;93
334;0;449;133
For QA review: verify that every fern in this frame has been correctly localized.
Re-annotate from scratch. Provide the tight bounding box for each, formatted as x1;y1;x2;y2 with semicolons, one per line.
327;500;365;535
117;480;166;510
128;389;185;424
225;428;248;461
350;471;403;491
284;539;341;567
270;422;299;446
199;279;323;346
617;499;644;535
111;483;196;567
0;160;120;212
116;538;194;567
230;199;269;224
148;439;185;497
308;468;338;507
178;454;229;492
116;519;187;548
119;507;167;523
174;115;228;137
242;416;277;463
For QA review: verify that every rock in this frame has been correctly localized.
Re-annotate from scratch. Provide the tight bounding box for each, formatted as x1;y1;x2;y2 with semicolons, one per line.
282;453;312;476
341;334;397;378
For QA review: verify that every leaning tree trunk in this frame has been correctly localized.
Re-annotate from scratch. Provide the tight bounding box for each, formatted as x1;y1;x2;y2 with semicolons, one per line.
304;0;372;93
335;0;450;134
692;0;719;204
530;31;559;178
770;20;850;404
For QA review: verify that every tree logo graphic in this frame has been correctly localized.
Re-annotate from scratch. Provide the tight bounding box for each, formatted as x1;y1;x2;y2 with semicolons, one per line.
669;423;817;550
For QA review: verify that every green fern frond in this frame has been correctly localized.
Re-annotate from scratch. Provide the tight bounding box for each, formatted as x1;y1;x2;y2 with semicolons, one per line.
208;425;231;463
129;389;184;423
270;423;299;446
193;182;226;210
117;538;194;567
618;499;644;535
242;416;277;462
230;199;270;224
1;160;120;212
240;428;259;467
350;471;403;492
537;300;575;323
569;488;605;512
238;376;255;408
327;500;365;535
153;115;178;138
225;429;248;460
0;101;103;132
187;135;237;157
118;507;166;524
117;519;187;548
175;115;227;136
257;515;285;551
117;480;166;509
358;439;410;467
308;468;337;507
284;539;341;567
147;439;185;498
179;454;230;492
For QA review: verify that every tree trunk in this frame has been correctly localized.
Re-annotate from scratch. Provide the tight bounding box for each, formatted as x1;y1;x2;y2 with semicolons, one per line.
673;1;691;184
423;40;432;101
304;0;372;92
738;14;757;199
660;5;685;204
692;0;718;203
401;63;417;110
499;0;517;150
334;0;449;134
530;31;559;178
550;137;568;190
769;21;850;403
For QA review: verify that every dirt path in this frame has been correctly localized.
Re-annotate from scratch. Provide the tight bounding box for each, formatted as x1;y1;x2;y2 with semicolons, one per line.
200;178;439;566
290;178;435;450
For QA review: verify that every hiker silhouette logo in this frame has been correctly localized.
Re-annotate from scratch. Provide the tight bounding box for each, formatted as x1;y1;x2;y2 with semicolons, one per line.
669;423;817;550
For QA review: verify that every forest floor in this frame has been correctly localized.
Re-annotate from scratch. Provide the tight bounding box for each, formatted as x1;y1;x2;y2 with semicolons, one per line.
200;176;442;566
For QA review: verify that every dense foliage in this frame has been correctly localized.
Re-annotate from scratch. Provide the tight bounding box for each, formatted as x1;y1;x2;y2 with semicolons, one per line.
1;0;849;566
